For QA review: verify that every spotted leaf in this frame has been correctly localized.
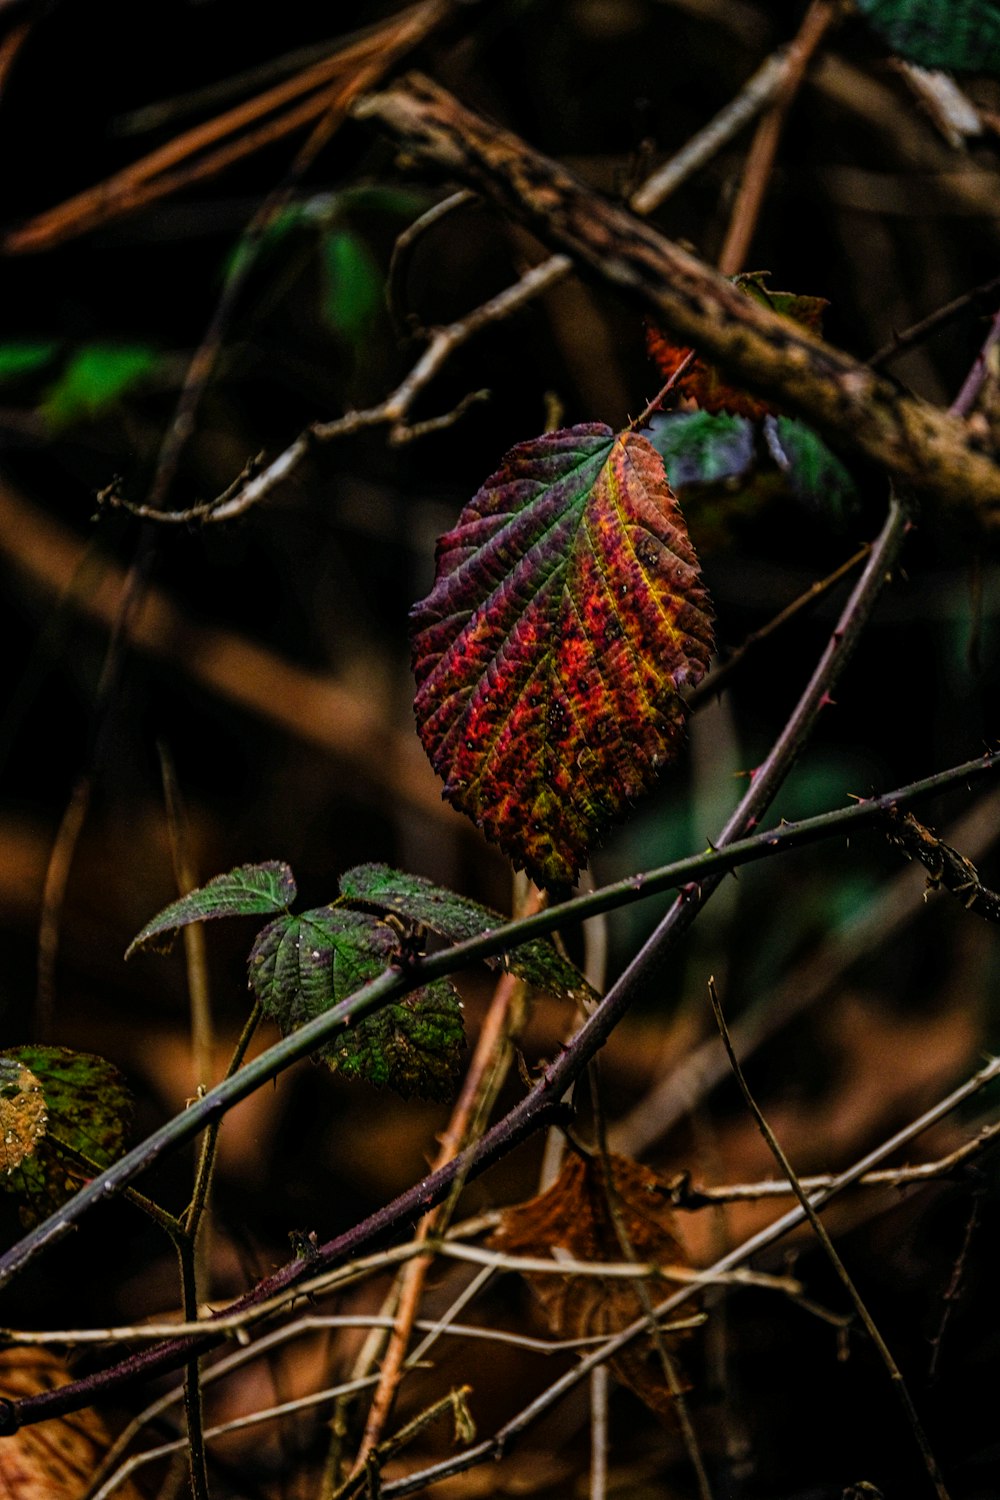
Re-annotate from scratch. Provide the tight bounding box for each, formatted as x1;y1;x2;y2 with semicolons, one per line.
249;907;465;1100
339;863;594;1004
411;424;713;885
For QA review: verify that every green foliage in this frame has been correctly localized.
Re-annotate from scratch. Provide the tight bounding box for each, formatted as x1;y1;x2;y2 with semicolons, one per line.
856;0;1000;72
0;341;59;383
339;863;594;1004
249;907;464;1099
645;412;859;527
41;343;161;429
126;861;297;957
320;228;383;342
0;1047;132;1225
411;424;714;886
768;417;860;521
646;412;754;490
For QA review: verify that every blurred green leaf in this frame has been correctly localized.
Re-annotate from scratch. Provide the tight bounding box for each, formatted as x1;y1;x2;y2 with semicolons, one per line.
41;343;161;429
0;341;59;383
320;228;383;342
856;0;1000;72
645;412;755;490
768;417;861;523
126;861;297;958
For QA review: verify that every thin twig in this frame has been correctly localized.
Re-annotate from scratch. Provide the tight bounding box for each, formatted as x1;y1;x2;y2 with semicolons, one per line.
630;50;793;216
349;882;541;1474
688;542;872;709
667;1120;1000;1205
707;977;952;1499
868;272;1000;370
927;1194;980;1383
717;0;840;275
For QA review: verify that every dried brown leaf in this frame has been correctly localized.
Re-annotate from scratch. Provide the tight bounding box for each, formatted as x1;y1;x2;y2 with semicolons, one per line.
491;1151;696;1416
0;1349;143;1498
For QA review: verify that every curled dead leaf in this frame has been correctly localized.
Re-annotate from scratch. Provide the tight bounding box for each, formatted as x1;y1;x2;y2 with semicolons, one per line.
491;1150;699;1417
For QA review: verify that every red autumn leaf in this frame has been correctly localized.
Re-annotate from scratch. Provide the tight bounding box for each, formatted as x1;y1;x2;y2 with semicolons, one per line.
410;423;714;886
646;273;828;419
491;1150;697;1417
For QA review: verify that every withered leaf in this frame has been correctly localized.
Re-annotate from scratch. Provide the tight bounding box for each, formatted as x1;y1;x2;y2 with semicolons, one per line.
491;1151;696;1417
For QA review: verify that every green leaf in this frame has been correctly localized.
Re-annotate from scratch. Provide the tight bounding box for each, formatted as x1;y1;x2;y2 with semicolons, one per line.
411;424;714;886
320;228;383;342
41;343;161;429
0;1048;132;1225
126;860;297;958
249;907;465;1099
645;412;755;490
339;863;595;1004
0;341;59;383
856;0;1000;72
768;417;860;522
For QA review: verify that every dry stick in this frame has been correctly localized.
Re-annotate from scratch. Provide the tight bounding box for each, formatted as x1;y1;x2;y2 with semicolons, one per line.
377;1054;1000;1497
630;49;793;217
669;1120;1000;1207
589;1363;609;1500
591;1108;715;1500
884;809;1000;923
353;74;1000;516
707;977;951;1499
0;1;448;254
717;0;840;275
349;884;545;1476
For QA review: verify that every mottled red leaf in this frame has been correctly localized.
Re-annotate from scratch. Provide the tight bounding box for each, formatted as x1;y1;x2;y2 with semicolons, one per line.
491;1151;697;1417
411;424;713;885
646;274;828;419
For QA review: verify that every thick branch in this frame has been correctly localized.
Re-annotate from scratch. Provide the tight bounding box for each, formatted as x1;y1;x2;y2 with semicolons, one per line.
353;74;1000;520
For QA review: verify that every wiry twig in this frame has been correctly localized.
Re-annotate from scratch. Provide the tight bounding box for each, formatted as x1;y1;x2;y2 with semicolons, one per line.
667;1120;1000;1206
353;75;1000;516
868;271;1000;370
707;977;952;1499
927;1194;981;1382
688;542;871;709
